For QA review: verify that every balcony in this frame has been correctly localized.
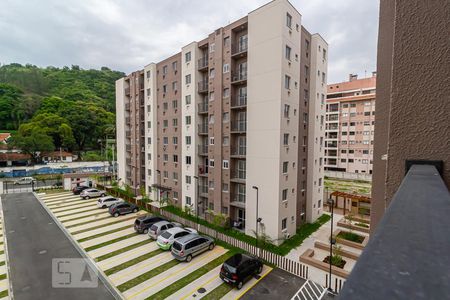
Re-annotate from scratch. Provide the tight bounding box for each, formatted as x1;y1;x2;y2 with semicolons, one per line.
198;123;208;135
140;98;144;106
326;141;337;148
125;131;131;138
126;145;131;152
339;164;450;299
198;80;209;94
230;194;246;208
139;82;144;90
231;95;247;109
231;41;248;58
125;87;130;96
198;144;208;156
198;102;208;114
125;103;130;111
125;117;130;125
199;185;209;198
231;147;246;158
231;72;247;85
198;165;208;177
198;57;208;71
126;158;131;165
230;170;246;184
231;121;247;133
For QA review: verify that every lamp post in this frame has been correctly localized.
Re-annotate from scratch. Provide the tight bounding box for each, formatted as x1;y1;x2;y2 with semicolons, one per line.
193;175;200;228
156;170;161;206
252;186;261;256
326;188;335;293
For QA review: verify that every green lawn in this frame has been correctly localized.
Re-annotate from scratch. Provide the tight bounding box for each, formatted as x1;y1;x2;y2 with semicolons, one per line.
84;233;138;252
77;225;133;243
104;248;163;276
96;239;152;262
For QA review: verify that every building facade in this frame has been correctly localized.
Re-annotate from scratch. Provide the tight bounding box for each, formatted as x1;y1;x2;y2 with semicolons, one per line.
324;73;376;174
116;0;328;243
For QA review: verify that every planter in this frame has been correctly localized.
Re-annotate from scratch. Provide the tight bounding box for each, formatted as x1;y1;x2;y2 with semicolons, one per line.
314;241;360;260
337;219;370;234
337;231;365;243
323;255;346;269
300;249;350;278
333;229;369;250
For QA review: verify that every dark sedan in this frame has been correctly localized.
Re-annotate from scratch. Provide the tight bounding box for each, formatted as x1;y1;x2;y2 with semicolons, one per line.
220;253;263;289
108;202;139;217
72;185;90;195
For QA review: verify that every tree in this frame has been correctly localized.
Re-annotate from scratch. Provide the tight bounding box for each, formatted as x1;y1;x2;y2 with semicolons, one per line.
12;129;54;162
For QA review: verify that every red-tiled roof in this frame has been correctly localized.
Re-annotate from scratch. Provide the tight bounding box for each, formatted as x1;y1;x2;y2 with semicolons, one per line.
0;153;30;161
0;133;11;143
41;151;73;157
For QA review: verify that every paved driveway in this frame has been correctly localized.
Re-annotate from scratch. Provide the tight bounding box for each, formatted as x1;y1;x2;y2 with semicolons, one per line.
1;193;115;300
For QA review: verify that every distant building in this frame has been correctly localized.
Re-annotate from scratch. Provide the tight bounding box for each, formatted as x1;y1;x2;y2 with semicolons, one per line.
324;73;376;174
0;133;11;144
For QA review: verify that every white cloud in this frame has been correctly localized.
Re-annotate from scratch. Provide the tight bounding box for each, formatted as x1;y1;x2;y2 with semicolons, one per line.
0;0;378;83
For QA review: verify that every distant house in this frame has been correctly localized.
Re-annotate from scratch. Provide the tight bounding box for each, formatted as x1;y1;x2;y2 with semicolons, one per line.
0;133;11;144
41;151;77;163
0;153;31;167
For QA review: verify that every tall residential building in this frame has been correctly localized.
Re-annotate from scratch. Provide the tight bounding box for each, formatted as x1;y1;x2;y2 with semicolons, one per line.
324;73;376;174
116;0;328;243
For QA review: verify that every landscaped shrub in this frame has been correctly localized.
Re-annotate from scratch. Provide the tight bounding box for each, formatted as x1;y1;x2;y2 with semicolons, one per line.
355;222;369;228
337;231;365;243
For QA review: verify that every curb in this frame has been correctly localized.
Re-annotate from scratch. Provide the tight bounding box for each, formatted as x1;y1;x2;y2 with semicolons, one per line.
0;196;13;300
33;192;124;300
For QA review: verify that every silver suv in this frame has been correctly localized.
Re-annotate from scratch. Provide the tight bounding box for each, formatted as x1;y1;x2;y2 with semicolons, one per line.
171;234;215;262
80;188;106;199
148;221;182;240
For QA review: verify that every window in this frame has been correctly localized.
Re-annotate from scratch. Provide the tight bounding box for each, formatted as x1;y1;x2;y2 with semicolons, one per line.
363;150;369;154
209;137;214;145
209;114;215;124
163;171;168;179
282;161;289;174
173;155;178;162
348;159;354;163
172;61;177;71
223;64;230;73
364;111;371;116
284;104;290;118
342;132;347;136
209;68;215;78
342;113;348;117
341;158;347;163
185;95;191;105
185;136;191;145
305;39;310;51
341;149;347;154
349;131;355;135
350;103;356;108
318;178;322;186
285;75;291;89
209;91;214;101
173;172;178;181
163;120;168;128
162;65;168;75
350;122;356;126
223;136;229;146
222;183;229;192
364;121;370;126
283;133;289;145
185;52;191;62
172;136;178;144
186;156;192;165
223;36;230;47
223;88;230;98
146;88;151;96
163;137;168;145
185;116;191;125
186;176;191;184
286;13;292;28
185;196;191;205
364;101;371;106
222;112;229;122
172;100;178;109
282;189;288;201
342;104;349;108
223;160;229;169
209;159;215;168
285;45;291;60
172;81;177;91
172;119;178;127
322;72;326;83
282;218;287;230
163;154;168;162
209;43;215;53
323;49;327;60
185;74;191;85
362;159;369;164
146;70;150;78
349;150;354;154
163;102;168;110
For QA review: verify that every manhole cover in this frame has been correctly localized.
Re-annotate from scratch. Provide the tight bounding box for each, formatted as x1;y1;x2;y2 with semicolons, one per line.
198;287;207;294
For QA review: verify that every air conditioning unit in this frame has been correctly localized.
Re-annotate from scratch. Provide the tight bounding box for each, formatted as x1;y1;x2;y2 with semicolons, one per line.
284;232;291;239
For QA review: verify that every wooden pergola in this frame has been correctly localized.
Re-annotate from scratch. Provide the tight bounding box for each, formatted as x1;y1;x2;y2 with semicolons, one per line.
329;191;371;215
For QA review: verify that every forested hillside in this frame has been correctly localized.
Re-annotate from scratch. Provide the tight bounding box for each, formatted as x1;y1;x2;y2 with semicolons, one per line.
0;63;124;153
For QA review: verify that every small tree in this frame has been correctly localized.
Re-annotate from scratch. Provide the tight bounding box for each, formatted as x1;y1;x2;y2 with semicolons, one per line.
346;213;355;233
251;229;274;248
184;204;194;216
331;242;344;267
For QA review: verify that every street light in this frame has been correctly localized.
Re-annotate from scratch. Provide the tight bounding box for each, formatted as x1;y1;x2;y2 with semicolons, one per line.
193;175;200;228
156;170;161;205
326;188;335;293
252;186;261;256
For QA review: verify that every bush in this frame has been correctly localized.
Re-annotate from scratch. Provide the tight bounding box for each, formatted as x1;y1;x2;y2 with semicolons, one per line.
337;231;365;243
355;222;369;228
82;151;103;161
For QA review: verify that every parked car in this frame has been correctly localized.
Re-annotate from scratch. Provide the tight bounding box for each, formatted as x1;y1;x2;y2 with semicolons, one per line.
220;253;263;289
80;188;106;199
72;185;90;195
14;177;35;185
171;233;215;262
148;221;182;240
97;196;124;209
156;227;198;250
134;215;167;234
108;202;139;217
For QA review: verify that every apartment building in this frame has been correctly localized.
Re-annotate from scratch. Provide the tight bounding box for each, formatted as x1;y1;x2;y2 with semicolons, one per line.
116;0;328;243
324;73;376;174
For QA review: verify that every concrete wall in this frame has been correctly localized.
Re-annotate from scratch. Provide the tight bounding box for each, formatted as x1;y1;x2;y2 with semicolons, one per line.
371;0;450;230
115;78;126;185
325;171;372;181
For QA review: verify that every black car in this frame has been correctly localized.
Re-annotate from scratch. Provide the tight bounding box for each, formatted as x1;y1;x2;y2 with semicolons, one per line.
72;185;90;195
134;215;167;234
108;202;139;217
220;253;263;289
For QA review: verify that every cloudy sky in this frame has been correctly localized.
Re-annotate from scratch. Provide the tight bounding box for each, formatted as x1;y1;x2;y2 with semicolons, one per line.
0;0;379;83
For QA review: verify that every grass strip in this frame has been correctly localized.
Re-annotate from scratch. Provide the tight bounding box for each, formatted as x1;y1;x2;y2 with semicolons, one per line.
84;233;138;252
148;251;236;300
104;248;164;276
0;289;8;298
0;274;6;280
202;282;233;300
51;203;96;214
0;251;4;255
56;208;99;218
0;261;5;267
61;211;107;223
95;239;152;262
65;215;111;228
71;216;136;235
117;259;179;292
77;225;133;242
47;201;93;209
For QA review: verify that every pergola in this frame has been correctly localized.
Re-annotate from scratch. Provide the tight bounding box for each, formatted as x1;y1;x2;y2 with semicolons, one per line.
329;191;371;216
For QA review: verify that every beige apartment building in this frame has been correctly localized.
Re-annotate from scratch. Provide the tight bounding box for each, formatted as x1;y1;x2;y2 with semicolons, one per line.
324;73;376;174
116;0;328;243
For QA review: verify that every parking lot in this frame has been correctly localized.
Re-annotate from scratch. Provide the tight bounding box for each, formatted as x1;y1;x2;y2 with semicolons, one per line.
39;191;273;300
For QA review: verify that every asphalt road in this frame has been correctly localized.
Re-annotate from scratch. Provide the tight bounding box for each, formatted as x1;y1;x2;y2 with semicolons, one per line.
1;193;115;300
240;268;306;300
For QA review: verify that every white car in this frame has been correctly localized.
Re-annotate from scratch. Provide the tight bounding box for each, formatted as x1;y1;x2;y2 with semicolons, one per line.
97;196;124;209
14;177;35;185
80;188;106;199
156;227;198;250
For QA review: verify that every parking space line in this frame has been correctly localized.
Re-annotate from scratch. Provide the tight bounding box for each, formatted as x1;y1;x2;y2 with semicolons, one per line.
68;212;144;233
46;198;98;209
59;210;109;222
63;212;111;227
73;222;133;240
54;206;98;217
43;196;82;204
223;266;273;300
80;227;136;248
50;202;98;213
88;235;149;258
98;243;159;271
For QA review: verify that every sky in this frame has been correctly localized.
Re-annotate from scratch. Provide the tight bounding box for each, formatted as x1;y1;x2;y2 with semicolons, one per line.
0;0;379;83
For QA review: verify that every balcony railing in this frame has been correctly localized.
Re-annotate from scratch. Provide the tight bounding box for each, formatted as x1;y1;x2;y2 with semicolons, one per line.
199;185;209;196
231;95;247;108
125;117;130;125
198;123;208;135
198;165;209;176
198;57;208;71
232;40;248;57
125;131;131;138
198;102;208;114
125;103;130;111
139;82;144;90
230;170;246;183
231;121;247;133
198;144;208;156
125;87;130;96
126;158;131;165
339;164;450;299
231;147;246;157
198;81;209;93
126;145;131;152
231;72;247;84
